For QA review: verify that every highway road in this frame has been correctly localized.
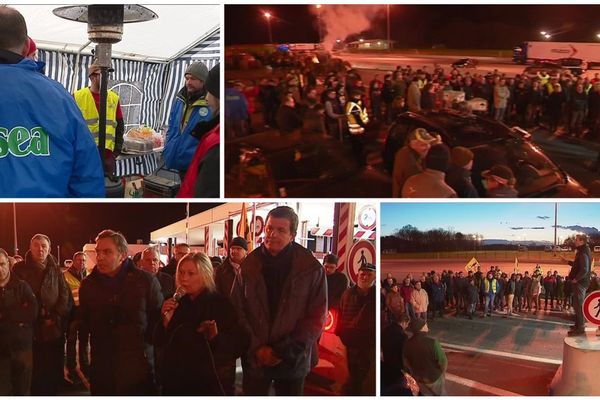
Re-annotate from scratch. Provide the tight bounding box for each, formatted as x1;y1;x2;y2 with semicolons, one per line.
338;51;596;79
382;258;574;278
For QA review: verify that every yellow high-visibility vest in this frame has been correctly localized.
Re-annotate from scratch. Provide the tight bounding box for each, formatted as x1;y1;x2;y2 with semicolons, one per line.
63;270;83;306
74;87;119;151
345;101;369;135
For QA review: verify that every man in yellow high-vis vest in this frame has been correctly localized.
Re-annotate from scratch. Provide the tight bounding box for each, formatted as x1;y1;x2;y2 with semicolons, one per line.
63;251;89;384
74;63;125;176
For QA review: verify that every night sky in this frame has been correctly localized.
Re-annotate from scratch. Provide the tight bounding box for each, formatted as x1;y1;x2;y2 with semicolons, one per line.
226;5;600;48
0;203;221;259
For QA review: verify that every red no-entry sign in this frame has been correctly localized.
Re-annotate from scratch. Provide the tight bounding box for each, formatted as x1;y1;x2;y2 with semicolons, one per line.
583;290;600;325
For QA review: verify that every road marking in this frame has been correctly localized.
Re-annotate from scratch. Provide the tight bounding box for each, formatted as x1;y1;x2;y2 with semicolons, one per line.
440;342;562;365
446;373;522;396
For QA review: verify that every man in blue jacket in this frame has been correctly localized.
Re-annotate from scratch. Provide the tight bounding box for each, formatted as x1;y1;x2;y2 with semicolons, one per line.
0;7;105;197
163;61;212;177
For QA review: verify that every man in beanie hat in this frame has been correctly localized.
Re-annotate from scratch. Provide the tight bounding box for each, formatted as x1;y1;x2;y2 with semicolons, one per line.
401;143;457;198
481;164;518;198
214;235;248;394
402;317;447;395
0;6;104;197
74;61;125;177
323;253;349;310
337;262;376;395
177;63;220;197
163;61;212;177
446;146;478;198
392;127;441;197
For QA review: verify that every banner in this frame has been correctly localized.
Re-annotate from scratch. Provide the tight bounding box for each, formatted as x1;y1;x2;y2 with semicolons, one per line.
465;257;479;272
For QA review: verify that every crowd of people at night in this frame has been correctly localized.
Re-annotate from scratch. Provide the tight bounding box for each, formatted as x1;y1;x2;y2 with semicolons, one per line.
226;49;600;197
380;233;595;396
0;206;375;396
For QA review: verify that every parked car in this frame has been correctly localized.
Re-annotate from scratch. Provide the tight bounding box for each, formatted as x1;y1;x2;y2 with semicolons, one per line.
523;61;566;78
451;58;478;68
382;109;587;197
556;57;586;76
225;131;361;197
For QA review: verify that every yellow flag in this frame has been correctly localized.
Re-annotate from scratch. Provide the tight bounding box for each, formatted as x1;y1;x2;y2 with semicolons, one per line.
239;203;252;250
465;257;479;272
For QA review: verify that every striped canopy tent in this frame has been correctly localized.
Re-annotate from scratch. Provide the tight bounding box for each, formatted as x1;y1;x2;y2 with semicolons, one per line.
11;4;220;131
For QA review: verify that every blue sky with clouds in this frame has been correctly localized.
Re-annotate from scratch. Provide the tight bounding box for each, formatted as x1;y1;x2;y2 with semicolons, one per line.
381;202;600;242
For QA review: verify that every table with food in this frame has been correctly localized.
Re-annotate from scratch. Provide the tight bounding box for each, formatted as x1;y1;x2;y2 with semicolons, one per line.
115;125;165;177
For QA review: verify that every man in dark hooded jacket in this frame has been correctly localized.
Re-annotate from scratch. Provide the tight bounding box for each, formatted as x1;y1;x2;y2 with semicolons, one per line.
13;234;71;395
562;234;592;336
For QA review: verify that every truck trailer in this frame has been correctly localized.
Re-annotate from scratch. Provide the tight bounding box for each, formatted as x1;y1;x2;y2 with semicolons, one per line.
513;41;600;68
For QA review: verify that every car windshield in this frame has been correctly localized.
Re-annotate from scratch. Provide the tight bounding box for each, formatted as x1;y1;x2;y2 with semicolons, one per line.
432;115;514;147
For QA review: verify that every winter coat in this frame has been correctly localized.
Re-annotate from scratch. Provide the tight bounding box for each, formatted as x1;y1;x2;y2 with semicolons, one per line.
403;333;447;386
234;242;327;380
13;251;72;342
0;57;104;197
326;271;349;310
411;288;429;313
494;85;510;109
338;285;376;349
568;244;592;288
446;165;478;198
393;146;424;197
402;169;457;198
153;290;249;395
79;258;163;395
0;274;38;354
429;282;446;303
177;122;220;198
400;284;414;305
215;258;243;300
163;87;212;172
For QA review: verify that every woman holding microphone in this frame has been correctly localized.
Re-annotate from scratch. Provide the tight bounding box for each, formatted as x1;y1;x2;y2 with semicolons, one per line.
155;252;248;395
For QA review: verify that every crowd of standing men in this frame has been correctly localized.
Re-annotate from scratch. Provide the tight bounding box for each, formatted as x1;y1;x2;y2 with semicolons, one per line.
0;206;375;396
381;233;594;396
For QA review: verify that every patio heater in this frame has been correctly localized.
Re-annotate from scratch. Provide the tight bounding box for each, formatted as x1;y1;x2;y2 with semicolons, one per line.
52;5;157;172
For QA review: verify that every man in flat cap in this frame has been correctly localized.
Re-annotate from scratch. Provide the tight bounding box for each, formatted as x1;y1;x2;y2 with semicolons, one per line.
163;61;213;178
337;263;376;395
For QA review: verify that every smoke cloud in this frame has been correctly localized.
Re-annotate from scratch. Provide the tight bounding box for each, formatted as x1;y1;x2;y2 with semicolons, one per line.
509;226;545;230
555;225;600;235
311;5;387;50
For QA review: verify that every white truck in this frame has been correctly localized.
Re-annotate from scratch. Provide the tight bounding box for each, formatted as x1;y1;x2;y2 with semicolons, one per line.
513;41;600;68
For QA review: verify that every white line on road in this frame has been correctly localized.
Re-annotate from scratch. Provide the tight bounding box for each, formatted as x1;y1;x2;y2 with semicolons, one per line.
445;373;522;396
440;342;563;365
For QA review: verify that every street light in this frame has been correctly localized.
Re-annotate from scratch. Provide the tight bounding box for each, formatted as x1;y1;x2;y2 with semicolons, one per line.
263;11;273;44
315;5;323;44
597;33;600;40
387;4;391;51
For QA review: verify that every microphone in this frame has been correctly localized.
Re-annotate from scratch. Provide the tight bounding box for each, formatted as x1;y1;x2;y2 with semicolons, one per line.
163;286;186;317
172;286;186;303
